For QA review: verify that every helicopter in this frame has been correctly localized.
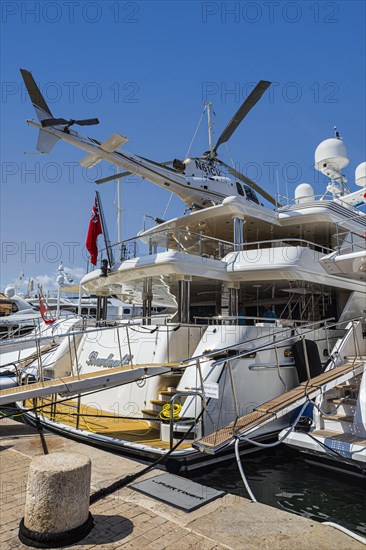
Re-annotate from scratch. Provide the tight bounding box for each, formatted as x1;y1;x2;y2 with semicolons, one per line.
20;69;278;209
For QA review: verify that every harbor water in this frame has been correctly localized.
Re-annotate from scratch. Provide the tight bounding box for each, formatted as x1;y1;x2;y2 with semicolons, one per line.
188;445;366;537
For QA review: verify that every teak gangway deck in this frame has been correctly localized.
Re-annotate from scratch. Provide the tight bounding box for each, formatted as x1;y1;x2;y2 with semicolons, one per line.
0;362;179;407
193;359;366;455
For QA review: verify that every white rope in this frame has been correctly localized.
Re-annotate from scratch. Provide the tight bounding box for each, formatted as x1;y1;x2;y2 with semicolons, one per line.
234;399;366;542
322;522;366;545
234;438;257;502
234;401;310;503
236;401;310;448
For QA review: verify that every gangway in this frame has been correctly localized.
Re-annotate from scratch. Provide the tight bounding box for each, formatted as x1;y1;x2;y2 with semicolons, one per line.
0;362;178;407
193;358;366;455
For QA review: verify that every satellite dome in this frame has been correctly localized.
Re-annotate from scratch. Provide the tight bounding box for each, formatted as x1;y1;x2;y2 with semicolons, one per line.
355;161;366;187
56;274;65;286
315;138;349;175
295;183;315;204
4;286;15;298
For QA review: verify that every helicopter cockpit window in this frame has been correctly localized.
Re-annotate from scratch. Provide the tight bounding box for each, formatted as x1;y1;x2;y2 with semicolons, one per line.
236;182;244;196
243;185;260;204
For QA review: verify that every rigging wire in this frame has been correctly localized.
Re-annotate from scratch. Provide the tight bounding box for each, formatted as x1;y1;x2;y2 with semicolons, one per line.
186;106;206;158
162;106;206;220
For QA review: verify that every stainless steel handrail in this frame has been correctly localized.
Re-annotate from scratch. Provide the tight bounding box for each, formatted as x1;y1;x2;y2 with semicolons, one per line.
98;233;334;261
169;391;205;449
193;315;321;325
180;317;361;366
0;315;172;349
333;222;366;255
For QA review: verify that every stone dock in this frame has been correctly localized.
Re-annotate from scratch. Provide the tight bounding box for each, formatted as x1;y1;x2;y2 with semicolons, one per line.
0;418;363;549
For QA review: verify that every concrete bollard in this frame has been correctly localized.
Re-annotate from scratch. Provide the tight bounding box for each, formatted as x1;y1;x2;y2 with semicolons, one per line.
19;452;94;548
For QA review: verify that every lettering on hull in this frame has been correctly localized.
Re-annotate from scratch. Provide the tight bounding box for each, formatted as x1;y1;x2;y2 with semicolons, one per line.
86;351;133;368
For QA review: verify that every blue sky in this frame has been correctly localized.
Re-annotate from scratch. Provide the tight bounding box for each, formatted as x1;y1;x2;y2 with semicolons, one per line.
1;0;365;289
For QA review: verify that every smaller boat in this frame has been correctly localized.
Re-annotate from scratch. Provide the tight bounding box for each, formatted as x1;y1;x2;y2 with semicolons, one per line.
0;290;41;340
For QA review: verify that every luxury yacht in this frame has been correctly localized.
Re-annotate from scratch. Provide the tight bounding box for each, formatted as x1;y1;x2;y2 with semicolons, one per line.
15;142;366;471
11;72;365;470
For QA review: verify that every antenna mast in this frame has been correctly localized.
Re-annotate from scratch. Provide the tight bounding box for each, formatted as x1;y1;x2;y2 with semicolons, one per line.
116;173;122;244
205;101;214;155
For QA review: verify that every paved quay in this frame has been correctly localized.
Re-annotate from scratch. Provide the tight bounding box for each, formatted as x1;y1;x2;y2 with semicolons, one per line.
0;418;363;549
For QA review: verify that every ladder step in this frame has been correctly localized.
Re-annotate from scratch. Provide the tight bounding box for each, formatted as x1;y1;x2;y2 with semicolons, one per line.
328;397;357;405
150;399;166;406
336;384;359;390
321;414;354;422
160;390;178;396
141;408;159;417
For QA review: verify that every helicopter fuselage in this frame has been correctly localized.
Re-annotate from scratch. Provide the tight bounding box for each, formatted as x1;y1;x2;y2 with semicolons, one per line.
27;120;262;209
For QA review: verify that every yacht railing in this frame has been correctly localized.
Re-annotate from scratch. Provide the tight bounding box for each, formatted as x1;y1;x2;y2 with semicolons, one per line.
92;229;334;271
334;218;366;255
0;316;174;350
1;314;356;360
277;193;366;215
0;316;45;342
169;391;206;449
236;238;333;255
181;316;360;366
276;192;328;207
193;315;327;326
94;228;235;267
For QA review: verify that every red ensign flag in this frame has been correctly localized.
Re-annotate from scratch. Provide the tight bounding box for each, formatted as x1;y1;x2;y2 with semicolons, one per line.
86;196;102;265
38;296;55;325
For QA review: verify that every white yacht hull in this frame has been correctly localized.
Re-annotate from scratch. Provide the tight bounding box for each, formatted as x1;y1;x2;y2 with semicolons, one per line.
17;322;338;471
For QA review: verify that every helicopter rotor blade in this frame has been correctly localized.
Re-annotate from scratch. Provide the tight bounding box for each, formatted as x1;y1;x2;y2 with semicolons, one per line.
41;117;99;128
41;118;69;127
213;80;271;153
74;118;100;126
96;172;131;185
95;160;175;185
217;159;281;207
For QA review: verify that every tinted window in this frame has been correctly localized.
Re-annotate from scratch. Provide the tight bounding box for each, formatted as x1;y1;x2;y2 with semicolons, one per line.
243;185;260;204
236;182;244;196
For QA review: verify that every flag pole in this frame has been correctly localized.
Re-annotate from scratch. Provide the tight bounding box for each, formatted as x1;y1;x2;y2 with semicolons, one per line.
95;191;115;267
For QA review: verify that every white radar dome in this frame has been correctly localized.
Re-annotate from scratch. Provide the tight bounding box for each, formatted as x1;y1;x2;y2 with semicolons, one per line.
4;286;15;298
314;138;349;175
295;183;315;204
56;274;65;286
355;161;366;187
